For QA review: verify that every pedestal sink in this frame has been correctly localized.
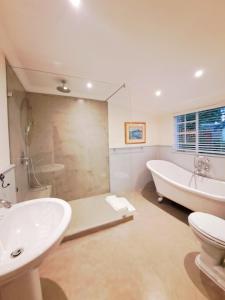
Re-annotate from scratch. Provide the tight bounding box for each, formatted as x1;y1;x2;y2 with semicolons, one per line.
0;198;71;300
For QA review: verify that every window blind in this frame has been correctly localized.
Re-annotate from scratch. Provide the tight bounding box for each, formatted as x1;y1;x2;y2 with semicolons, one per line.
175;106;225;155
198;107;225;155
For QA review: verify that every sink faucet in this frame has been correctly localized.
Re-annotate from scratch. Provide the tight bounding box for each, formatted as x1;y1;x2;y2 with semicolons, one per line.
0;199;12;208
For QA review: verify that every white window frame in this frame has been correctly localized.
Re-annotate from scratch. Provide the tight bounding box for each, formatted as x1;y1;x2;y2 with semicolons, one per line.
175;113;197;152
175;106;225;156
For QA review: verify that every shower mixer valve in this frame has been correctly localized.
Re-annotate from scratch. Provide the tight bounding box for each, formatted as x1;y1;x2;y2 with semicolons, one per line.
0;173;10;189
20;152;30;166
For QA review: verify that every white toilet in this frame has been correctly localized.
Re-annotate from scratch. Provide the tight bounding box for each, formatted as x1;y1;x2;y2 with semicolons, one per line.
188;212;225;291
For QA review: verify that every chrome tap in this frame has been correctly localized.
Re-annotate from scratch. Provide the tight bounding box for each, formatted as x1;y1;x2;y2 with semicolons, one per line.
0;199;12;208
194;155;210;176
204;157;210;172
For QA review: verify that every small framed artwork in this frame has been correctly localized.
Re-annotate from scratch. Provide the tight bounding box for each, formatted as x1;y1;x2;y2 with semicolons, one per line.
125;122;146;144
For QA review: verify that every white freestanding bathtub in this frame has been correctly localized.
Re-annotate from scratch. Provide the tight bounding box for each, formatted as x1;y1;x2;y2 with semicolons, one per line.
146;160;225;218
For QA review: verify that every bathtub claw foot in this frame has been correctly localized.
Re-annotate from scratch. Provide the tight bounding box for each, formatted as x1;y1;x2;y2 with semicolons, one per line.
157;196;164;203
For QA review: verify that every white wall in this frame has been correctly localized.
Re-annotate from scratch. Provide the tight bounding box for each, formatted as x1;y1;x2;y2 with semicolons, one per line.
158;146;225;181
157;114;174;146
109;146;157;194
0;52;10;167
108;86;160;148
0;21;14;167
108;86;160;193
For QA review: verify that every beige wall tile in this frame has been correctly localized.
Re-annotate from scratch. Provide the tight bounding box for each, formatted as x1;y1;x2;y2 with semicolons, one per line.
27;93;110;201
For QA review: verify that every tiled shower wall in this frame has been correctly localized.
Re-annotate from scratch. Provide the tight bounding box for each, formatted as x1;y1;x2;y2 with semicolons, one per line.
27;93;110;201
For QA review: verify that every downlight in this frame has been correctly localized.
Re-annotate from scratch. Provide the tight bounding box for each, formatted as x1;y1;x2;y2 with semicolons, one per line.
194;69;204;78
56;80;71;93
154;90;162;97
70;0;81;7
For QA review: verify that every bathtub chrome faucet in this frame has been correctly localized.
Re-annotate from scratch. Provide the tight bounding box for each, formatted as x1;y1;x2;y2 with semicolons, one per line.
194;155;210;176
0;199;12;209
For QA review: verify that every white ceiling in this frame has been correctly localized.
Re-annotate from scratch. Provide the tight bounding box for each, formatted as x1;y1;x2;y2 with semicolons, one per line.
1;0;225;114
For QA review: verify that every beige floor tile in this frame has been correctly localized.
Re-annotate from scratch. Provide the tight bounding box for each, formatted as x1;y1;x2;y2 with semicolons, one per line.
40;186;225;300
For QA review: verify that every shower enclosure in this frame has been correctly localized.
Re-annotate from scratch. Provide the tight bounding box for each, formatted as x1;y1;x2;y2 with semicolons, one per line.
6;63;131;202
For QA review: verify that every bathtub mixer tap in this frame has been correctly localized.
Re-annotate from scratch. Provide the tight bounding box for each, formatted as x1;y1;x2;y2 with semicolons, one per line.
194;155;210;176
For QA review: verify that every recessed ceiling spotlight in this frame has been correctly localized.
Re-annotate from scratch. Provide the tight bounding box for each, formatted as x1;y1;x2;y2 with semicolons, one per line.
70;0;81;7
155;90;162;97
57;80;71;93
194;69;204;78
86;82;93;89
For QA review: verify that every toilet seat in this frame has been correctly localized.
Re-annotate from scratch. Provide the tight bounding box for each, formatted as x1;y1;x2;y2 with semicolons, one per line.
188;212;225;246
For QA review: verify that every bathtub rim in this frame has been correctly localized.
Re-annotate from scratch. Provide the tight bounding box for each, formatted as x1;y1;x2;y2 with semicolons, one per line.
146;160;225;203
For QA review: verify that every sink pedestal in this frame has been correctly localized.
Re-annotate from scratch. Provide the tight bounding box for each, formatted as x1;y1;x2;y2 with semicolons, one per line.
0;269;43;300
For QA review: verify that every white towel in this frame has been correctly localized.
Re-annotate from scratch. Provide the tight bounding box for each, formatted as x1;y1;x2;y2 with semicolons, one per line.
105;195;136;212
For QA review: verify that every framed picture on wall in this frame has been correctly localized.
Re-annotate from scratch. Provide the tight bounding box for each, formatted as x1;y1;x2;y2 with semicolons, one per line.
124;122;146;144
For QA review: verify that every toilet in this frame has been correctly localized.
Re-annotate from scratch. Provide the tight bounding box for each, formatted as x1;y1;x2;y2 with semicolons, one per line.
188;212;225;291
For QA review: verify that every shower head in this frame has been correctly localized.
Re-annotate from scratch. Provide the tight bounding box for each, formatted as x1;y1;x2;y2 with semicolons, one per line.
56;80;71;93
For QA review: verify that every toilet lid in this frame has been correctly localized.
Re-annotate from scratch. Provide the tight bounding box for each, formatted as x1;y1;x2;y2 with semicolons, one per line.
189;212;225;245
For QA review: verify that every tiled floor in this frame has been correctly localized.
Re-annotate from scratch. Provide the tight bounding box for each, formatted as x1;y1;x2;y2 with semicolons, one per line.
40;185;225;300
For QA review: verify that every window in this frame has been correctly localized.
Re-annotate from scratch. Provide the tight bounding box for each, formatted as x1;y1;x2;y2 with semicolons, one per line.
175;106;225;155
175;112;196;152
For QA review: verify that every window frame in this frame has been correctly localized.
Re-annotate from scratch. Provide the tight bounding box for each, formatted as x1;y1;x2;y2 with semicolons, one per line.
174;106;225;156
175;112;197;153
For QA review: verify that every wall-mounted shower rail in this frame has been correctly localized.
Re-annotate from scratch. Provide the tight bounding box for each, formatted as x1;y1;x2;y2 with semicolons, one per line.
105;83;126;102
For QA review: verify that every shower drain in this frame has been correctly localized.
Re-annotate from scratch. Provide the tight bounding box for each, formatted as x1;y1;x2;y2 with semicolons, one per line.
10;248;24;258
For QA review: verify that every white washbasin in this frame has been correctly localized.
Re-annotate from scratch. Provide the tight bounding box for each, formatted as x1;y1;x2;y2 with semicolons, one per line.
0;198;71;300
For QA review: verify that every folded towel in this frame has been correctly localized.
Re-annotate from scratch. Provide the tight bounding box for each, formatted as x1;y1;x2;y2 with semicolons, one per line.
105;195;136;212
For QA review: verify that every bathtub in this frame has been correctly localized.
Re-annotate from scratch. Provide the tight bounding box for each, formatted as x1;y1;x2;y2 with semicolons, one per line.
146;160;225;218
